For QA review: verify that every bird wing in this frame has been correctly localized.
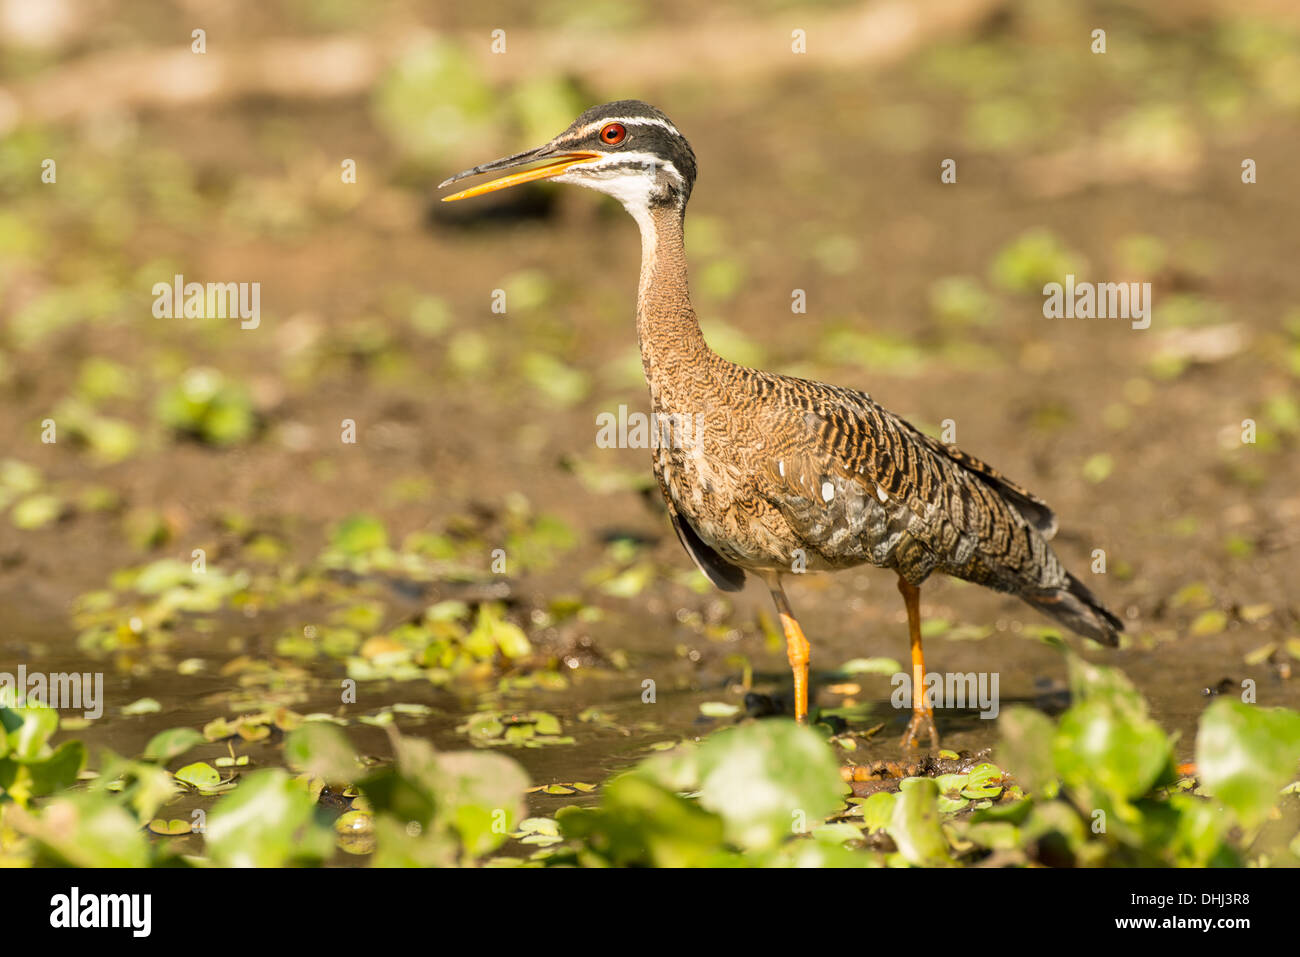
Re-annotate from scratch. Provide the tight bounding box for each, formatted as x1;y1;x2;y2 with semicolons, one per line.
751;374;1061;592
898;422;1058;538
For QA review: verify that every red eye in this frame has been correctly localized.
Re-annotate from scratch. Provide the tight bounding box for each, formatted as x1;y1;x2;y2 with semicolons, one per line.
600;122;626;145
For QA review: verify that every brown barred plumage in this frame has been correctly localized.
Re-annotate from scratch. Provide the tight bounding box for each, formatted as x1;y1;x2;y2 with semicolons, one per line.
441;99;1124;748
640;205;1122;649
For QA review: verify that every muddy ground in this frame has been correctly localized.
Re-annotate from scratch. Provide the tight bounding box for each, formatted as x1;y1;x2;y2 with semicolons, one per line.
1;0;1298;835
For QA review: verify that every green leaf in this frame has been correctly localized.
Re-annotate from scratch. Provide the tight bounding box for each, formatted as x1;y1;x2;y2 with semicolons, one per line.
889;777;954;867
989;228;1086;295
1050;653;1171;803
358;766;437;833
155;368;255;446
330;515;389;555
12;794;150;867
6;705;58;761
205;769;334;867
142;727;205;763
26;740;85;796
558;774;727;867
766;841;880;868
812;821;864;845
466;604;532;660
370;814;458;867
521;352;589;407
965;820;1021;851
148;819;193;836
531;712;561;736
11;493;63;529
997;706;1057;796
284;723;359;783
1081;453;1114;484
859;791;896;833
961;763;1004;799
0;458;42;495
95;754;179;822
1053;699;1169;802
1166;792;1233;866
839;657;902;676
1196;700;1300;830
1190;609;1228;637
174;761;221;790
699;702;740;718
695;720;846;851
437;751;529;857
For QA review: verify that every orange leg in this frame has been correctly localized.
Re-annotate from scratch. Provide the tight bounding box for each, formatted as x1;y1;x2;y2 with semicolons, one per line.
768;577;811;722
898;576;939;750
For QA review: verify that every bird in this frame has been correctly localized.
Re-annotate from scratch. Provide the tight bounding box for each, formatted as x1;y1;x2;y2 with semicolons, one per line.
439;100;1124;749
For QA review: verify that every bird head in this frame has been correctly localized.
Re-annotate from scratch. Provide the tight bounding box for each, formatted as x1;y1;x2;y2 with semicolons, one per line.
439;100;696;216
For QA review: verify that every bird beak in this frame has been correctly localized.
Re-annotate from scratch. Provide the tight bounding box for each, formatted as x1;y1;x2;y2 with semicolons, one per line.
438;145;602;202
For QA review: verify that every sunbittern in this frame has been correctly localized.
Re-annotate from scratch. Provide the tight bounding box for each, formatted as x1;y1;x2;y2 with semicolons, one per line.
440;101;1123;749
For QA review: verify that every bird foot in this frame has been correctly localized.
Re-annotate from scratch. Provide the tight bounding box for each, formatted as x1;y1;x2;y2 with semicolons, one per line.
900;710;939;751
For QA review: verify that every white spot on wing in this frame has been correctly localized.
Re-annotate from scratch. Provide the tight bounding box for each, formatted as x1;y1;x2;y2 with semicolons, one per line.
821;481;834;502
876;484;888;503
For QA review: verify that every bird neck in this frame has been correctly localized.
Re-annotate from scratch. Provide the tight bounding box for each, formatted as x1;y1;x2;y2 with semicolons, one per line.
632;203;711;390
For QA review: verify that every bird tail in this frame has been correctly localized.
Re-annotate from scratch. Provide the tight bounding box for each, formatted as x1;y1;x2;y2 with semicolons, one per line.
1023;572;1124;646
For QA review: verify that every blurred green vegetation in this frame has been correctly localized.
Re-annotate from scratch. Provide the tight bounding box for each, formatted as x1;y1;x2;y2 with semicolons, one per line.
3;644;1297;866
1;0;1299;870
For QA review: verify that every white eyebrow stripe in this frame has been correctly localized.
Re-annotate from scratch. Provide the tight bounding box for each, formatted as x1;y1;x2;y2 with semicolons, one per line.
570;116;682;139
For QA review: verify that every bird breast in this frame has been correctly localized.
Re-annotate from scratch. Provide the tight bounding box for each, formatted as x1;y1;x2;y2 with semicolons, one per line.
650;398;857;574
